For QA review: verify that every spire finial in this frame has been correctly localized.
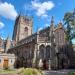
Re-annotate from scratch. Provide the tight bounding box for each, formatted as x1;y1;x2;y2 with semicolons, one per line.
51;16;54;25
73;8;75;15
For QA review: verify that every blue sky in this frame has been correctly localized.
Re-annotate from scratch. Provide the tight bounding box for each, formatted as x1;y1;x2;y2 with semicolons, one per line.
0;0;75;44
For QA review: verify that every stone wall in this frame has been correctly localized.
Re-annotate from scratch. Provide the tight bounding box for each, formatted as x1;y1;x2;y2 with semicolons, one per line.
0;53;16;69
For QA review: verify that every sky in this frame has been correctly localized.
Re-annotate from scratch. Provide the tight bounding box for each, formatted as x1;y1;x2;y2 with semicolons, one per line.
0;0;75;44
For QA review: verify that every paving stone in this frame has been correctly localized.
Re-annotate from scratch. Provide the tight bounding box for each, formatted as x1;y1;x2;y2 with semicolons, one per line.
42;69;75;75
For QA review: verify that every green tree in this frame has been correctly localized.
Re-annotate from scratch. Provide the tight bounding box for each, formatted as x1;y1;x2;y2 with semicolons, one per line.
63;9;75;44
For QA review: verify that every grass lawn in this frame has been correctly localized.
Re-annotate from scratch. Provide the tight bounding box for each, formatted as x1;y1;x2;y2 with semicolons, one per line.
0;69;17;74
0;68;42;75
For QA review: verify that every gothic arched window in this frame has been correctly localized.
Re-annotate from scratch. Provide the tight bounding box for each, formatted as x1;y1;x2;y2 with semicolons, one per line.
24;27;28;37
39;44;45;59
46;45;50;60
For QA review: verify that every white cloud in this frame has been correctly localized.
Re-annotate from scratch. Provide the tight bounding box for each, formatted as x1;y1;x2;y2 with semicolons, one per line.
31;1;55;17
42;14;48;18
0;21;4;29
0;2;18;20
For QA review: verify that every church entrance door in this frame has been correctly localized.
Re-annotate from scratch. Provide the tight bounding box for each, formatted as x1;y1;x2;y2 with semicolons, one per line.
43;59;48;70
3;58;9;69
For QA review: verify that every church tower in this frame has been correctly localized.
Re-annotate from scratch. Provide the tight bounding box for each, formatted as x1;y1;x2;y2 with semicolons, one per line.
12;15;33;43
50;16;55;44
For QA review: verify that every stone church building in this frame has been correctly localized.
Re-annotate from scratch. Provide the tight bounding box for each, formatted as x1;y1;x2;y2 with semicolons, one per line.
8;15;75;70
0;37;16;69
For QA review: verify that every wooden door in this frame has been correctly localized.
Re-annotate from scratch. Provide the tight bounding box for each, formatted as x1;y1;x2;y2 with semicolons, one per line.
3;59;9;69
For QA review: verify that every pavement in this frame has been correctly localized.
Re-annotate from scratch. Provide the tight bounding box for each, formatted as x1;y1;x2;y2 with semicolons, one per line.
42;69;75;75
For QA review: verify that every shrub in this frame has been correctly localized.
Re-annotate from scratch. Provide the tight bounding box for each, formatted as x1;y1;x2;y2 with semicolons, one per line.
23;68;42;75
68;72;75;75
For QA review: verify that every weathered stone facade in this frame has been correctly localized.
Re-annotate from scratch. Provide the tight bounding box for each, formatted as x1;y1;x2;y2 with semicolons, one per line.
0;53;15;69
8;15;75;70
12;15;33;43
0;37;16;69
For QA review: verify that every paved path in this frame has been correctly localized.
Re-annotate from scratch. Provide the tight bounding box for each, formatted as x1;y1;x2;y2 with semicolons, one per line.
42;69;75;75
